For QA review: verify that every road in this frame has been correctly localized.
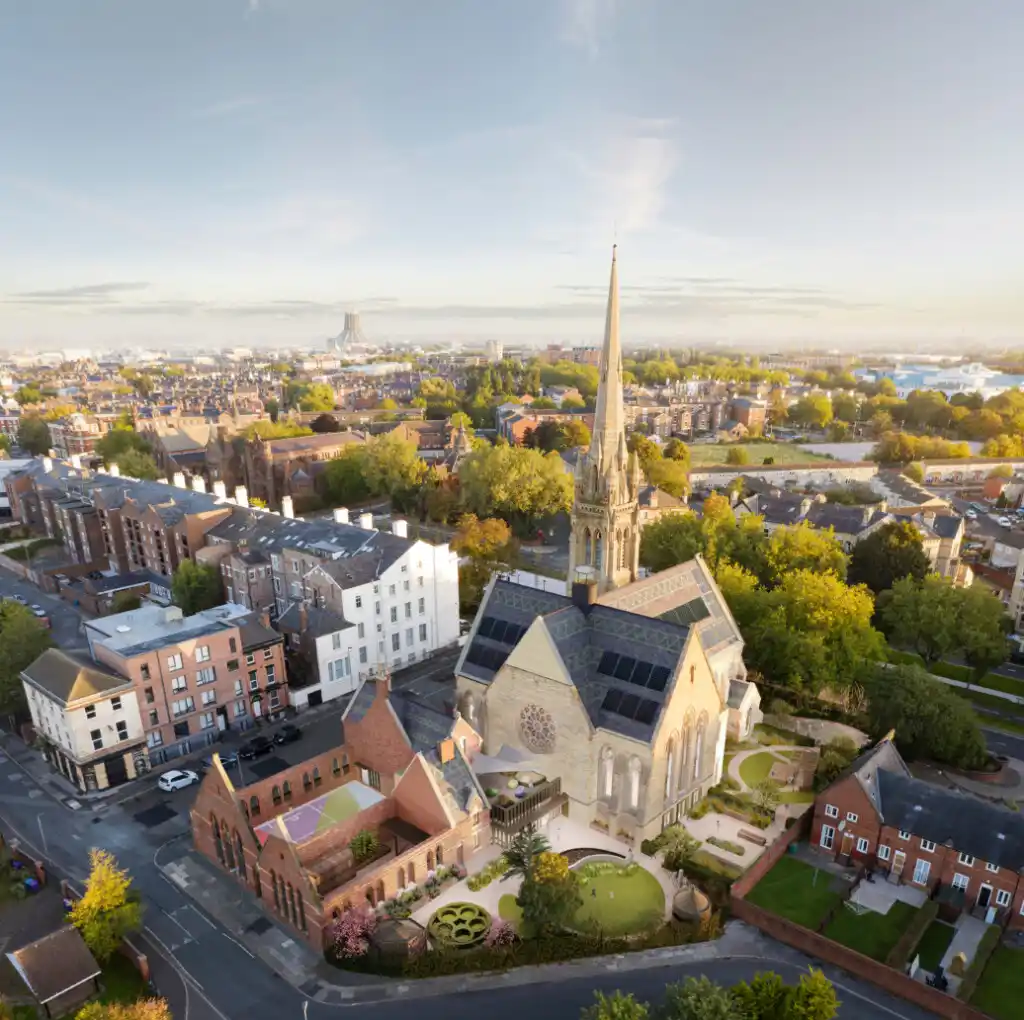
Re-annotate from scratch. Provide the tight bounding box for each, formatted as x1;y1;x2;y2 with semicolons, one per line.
0;571;88;651
0;571;932;1019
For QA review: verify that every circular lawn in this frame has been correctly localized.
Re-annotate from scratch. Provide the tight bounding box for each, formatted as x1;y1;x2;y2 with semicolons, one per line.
498;862;665;938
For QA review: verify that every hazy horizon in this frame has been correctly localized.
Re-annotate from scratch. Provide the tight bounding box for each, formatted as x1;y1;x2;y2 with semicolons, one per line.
3;1;1023;347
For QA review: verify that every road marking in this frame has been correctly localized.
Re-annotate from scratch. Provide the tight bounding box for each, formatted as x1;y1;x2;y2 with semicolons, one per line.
184;904;216;930
140;927;233;1020
36;814;47;854
163;908;195;939
222;932;255;957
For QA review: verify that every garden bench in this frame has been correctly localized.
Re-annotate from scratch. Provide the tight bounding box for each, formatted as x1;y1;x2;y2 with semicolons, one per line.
738;828;768;847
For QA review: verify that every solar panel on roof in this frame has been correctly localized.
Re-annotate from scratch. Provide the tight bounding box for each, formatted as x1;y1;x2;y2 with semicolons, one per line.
614;655;636;681
618;692;641;718
598;651;618;675
602;688;623;713
635;700;658;725
631;661;652;687
649;664;671;690
477;617;495;638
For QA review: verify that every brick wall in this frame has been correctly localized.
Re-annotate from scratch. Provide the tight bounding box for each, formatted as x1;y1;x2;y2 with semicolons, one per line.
236;747;352;822
293;797;395;868
730;897;989;1020
343;680;416;787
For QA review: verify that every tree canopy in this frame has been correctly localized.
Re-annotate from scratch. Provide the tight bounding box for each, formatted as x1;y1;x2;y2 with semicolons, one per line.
847;520;931;594
457;443;572;527
69;849;143;963
243;420;314;440
171;561;223;616
0;602;53;714
16;416;51;455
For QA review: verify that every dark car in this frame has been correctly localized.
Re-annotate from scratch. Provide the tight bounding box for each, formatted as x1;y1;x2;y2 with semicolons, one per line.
238;735;274;759
200;751;239;771
274;723;301;745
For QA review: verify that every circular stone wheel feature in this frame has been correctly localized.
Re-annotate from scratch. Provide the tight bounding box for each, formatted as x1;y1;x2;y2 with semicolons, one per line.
427;901;492;948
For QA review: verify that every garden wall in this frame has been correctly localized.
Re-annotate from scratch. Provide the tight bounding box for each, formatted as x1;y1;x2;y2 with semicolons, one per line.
731;812;809;899
730;897;987;1020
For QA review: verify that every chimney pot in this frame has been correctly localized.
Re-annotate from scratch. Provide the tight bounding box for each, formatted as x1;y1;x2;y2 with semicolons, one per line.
108;463;120;477
172;472;186;489
192;476;207;493
42;456;53;473
333;507;350;524
281;495;295;519
359;512;374;531
70;454;82;469
234;485;248;508
392;519;408;539
212;480;227;499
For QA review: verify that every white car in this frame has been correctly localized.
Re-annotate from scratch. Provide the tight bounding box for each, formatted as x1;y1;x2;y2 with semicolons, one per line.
999;517;1013;528
12;594;27;605
157;769;199;792
965;510;977;520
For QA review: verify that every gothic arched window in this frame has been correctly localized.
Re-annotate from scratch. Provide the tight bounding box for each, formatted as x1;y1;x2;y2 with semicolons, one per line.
600;746;614;799
628;757;642;810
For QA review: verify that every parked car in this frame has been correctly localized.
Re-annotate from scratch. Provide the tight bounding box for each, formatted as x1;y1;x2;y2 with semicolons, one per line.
998;517;1013;528
200;751;239;771
12;594;27;605
274;723;301;745
965;510;978;520
157;769;199;792
239;735;275;759
30;605;47;617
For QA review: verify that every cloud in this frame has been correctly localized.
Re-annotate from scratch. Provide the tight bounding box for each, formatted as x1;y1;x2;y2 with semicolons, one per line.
246;0;260;16
192;97;260;119
561;0;617;59
4;282;151;306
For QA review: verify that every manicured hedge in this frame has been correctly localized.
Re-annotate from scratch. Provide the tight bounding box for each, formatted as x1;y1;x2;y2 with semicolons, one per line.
885;899;938;969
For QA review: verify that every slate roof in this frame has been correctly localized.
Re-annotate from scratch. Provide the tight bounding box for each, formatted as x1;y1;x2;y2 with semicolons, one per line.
277;602;351;638
877;769;1024;872
460;579;693;743
263;431;367;457
21;648;132;706
7;926;100;1004
236;612;283;651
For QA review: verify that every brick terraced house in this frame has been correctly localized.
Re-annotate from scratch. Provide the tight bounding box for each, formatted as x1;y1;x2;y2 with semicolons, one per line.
811;735;1024;929
191;670;486;951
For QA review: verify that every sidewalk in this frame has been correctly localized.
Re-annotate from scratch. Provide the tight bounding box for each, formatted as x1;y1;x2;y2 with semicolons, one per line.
159;849;770;1004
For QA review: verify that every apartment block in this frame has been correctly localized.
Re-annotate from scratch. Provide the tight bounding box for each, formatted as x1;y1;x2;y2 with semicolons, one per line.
84;602;287;764
21;648;149;793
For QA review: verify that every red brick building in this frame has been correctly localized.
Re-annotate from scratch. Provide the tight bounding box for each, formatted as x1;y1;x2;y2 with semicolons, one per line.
190;670;488;950
811;736;1024;929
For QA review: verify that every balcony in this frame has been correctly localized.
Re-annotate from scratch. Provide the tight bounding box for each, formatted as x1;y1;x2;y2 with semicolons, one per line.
489;777;565;843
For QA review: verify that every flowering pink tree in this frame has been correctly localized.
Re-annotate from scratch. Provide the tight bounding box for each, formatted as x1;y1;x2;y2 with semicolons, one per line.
484;918;516;947
331;906;378;958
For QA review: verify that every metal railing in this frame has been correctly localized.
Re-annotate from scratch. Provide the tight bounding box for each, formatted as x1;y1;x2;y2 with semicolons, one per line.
490;777;562;831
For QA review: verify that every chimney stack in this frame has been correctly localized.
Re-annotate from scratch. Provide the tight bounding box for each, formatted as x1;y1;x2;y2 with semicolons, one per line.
373;668;391;699
359;512;374;531
42;456;53;473
70;454;82;469
392;519;408;539
173;472;186;489
108;463;120;477
192;476;207;493
333;507;350;524
439;738;455;764
212;480;227;500
234;485;248;508
299;602;308;631
281;495;295;519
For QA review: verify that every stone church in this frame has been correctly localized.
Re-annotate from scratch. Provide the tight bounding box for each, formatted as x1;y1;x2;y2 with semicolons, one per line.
455;248;761;844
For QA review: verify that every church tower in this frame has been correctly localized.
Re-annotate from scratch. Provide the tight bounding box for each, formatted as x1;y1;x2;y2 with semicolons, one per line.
568;246;642;593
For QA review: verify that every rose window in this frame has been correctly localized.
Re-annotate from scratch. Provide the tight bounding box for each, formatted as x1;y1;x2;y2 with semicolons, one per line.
519;704;556;753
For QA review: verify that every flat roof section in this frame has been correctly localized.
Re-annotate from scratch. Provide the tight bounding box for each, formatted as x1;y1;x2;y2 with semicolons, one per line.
254;780;385;845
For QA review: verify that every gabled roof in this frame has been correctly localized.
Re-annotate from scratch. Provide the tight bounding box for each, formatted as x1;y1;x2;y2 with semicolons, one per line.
459;578;697;744
21;648;132;706
877;769;1024;872
277;602;351;637
7;926;99;1004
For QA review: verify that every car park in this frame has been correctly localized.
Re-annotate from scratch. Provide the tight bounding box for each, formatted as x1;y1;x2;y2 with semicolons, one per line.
239;734;275;759
274;723;301;745
157;769;199;792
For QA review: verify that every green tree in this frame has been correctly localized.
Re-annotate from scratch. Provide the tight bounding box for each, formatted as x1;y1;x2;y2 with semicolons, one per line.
452;514;516;615
309;413;341;433
752;777;780;814
725;446;749;466
831;393;860;423
115;449;159;480
264;397;279;422
361;433;427;510
380;397;399;410
627;434;662;475
501;826;550;884
958;584;1011;678
815;736;861;789
731;971;790;1020
762;521;847;586
663;438;691;466
647;457;690;499
13;385;42;405
877;575;958;664
458;444;572;526
109;591;142;614
560;419;591;449
0;434;8;455
788;395;833;429
863;666;986;768
657;977;744;1020
96;423;151;463
904;461;924;483
516;872;582;936
659;825;701;873
0;603;53;714
16;416;51;455
170;561;223;616
243;420;313;440
847;521;930;594
321;448;371;506
639;512;704;573
298;383;336;412
787;968;840;1020
69;849;143;962
583;992;649;1020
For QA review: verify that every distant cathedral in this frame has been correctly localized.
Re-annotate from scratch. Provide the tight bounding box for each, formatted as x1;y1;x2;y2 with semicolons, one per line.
567;246;643;593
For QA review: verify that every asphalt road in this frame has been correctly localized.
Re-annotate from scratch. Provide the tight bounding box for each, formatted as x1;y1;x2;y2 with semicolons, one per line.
0;571;87;650
0;570;932;1019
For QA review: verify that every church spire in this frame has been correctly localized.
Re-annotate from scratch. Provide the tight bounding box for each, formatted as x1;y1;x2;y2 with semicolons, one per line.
592;245;624;456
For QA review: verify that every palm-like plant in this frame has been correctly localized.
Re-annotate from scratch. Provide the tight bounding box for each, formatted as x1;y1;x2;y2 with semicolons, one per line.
501;826;551;883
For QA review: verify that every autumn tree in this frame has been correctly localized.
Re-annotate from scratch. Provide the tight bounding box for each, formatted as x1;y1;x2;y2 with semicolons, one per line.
847;520;930;594
761;521;847;586
663;438;691;466
76;1000;171;1020
243;420;313;440
452;514;515;615
171;561;223;616
298;382;336;412
725;446;749;466
360;433;427;511
788;394;833;429
69;849;143;962
458;443;572;527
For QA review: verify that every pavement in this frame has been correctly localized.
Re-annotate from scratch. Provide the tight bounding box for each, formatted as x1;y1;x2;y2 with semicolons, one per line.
0;567;940;1019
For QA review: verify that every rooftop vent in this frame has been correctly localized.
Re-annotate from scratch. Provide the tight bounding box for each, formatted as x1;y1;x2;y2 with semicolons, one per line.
115;625;131;633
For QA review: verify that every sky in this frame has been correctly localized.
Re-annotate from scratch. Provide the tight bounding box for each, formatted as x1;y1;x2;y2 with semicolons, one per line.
2;0;1023;348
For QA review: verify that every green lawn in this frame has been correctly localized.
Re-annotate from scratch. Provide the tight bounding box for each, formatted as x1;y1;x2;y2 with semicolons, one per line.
746;857;842;930
692;850;744;881
823;901;917;961
739;751;778;787
499;864;666;938
971;946;1024;1020
99;955;147;1004
687;443;829;467
776;790;815;805
915;919;955;972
